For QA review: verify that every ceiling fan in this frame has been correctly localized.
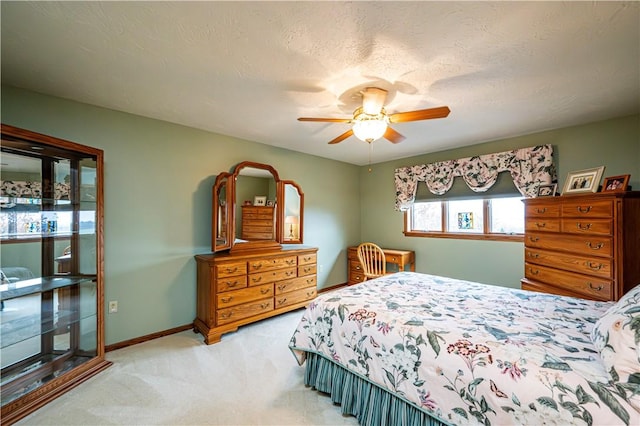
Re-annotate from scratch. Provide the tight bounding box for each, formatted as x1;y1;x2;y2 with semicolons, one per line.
298;87;450;145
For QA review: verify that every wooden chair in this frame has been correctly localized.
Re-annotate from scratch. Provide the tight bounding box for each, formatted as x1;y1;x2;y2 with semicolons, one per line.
357;242;386;280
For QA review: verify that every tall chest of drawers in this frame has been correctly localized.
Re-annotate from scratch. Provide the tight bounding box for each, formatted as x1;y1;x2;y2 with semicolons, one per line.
194;246;317;344
521;192;640;301
241;205;275;240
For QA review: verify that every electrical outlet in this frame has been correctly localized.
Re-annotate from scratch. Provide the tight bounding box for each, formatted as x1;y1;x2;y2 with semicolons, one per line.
108;300;118;313
318;264;324;274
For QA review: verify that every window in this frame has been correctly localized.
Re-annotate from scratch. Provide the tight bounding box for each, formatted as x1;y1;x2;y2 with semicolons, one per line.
405;195;524;241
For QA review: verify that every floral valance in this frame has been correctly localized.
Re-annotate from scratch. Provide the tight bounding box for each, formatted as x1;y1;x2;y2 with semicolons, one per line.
394;144;555;211
1;180;70;200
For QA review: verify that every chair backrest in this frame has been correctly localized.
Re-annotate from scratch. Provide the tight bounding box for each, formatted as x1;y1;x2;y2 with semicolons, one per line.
357;242;386;280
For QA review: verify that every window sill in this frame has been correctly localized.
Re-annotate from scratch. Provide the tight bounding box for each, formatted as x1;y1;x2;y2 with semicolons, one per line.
403;231;524;242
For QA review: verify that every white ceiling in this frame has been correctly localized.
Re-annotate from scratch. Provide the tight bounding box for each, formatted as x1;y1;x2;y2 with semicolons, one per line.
2;1;639;166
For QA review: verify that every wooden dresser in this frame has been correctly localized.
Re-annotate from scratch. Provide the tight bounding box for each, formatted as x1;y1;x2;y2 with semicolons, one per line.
347;246;415;285
521;192;640;301
241;205;275;240
194;246;317;344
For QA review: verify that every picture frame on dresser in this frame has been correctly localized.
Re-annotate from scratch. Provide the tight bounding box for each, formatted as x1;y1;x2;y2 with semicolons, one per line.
537;183;557;197
253;195;267;206
602;174;630;192
561;166;605;195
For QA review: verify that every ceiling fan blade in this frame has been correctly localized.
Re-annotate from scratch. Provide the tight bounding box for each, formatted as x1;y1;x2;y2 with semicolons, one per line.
388;106;450;123
361;87;388;115
383;126;406;144
298;117;352;123
328;129;354;144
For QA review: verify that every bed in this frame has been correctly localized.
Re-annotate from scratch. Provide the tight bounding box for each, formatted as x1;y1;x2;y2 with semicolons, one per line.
289;272;640;426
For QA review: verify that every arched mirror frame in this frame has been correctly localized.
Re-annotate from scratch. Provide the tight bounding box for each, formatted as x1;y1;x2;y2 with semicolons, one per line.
211;161;304;252
279;180;304;244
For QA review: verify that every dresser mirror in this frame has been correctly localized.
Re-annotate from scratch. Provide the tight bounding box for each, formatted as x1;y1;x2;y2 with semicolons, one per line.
211;161;304;252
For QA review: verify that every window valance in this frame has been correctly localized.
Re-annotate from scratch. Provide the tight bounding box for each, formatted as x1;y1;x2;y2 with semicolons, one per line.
394;144;555;211
1;180;70;200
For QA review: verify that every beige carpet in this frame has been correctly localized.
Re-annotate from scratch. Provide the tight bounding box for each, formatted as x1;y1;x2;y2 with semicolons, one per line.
17;310;358;425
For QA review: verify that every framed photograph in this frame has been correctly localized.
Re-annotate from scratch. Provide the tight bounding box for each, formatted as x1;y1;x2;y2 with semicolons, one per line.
602;174;630;192
562;166;605;195
537;183;557;197
253;195;267;206
266;200;275;207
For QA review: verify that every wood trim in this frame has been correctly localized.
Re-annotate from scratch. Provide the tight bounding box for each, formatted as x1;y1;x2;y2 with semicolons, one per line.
105;324;193;352
403;230;524;242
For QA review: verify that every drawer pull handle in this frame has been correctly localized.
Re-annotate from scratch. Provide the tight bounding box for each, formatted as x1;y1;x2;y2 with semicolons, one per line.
304;267;312;273
528;268;539;275
528;236;539;242
307;291;315;297
587;242;604;250
221;312;232;319
304;256;312;261
528;252;539;259
356;265;362;270
576;222;592;231
306;278;315;284
286;260;295;265
277;284;286;291
577;206;592;213
260;288;270;294
251;264;262;270
536;207;547;214
225;267;238;273
588;262;604;271
261;303;270;309
221;296;232;303
535;222;546;228
252;276;263;283
226;281;239;287
589;283;604;291
278;298;286;305
286;271;295;276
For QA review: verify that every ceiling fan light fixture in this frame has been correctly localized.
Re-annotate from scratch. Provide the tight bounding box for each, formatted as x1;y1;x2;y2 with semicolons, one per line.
352;108;388;143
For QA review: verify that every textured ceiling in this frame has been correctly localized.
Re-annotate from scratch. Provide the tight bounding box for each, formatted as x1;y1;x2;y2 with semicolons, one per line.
1;1;639;166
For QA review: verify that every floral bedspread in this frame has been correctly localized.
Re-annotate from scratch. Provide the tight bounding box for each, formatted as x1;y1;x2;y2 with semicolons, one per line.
289;272;640;425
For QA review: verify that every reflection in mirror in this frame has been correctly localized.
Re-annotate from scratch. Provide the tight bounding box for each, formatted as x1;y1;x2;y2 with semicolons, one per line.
282;180;303;244
235;168;276;241
212;173;231;252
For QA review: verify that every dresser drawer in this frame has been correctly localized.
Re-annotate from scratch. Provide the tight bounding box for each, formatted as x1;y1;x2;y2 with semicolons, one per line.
248;256;297;273
525;232;612;258
217;298;274;325
560;218;612;236
275;275;316;295
349;259;363;274
243;210;274;220
349;271;366;285
218;275;248;292
274;286;317;309
525;248;612;279
524;262;612;300
298;264;316;277
525;218;560;233
216;283;273;308
562;199;613;218
249;267;297;286
298;253;317;266
525;203;560;218
216;262;247;278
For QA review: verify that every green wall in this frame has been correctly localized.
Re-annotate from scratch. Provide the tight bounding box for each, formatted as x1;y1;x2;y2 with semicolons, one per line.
361;114;640;288
2;85;638;344
1;86;360;344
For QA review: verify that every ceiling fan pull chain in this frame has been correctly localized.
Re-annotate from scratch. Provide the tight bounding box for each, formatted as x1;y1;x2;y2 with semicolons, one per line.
368;142;373;173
